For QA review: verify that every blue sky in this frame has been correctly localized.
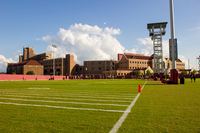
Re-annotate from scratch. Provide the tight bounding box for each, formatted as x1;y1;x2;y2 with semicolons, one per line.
0;0;200;70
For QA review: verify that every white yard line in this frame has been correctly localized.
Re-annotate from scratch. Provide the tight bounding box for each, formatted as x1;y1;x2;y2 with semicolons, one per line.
27;88;50;90
3;93;135;100
1;94;131;103
0;97;129;107
109;81;147;133
1;92;135;99
0;101;125;113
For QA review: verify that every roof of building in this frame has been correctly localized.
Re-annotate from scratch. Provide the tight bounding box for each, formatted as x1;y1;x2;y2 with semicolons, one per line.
164;58;184;63
26;60;42;65
8;60;42;67
119;53;152;60
84;60;117;62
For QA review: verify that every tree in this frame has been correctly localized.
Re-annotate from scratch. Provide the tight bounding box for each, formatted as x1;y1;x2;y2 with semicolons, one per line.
134;70;142;78
181;70;187;75
26;71;35;75
191;70;197;75
146;70;152;77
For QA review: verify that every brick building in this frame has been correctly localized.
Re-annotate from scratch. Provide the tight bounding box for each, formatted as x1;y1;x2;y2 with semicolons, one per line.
7;60;43;75
7;47;185;77
117;53;152;70
84;60;117;77
7;47;76;76
22;47;36;61
163;58;185;73
83;53;185;78
42;54;76;76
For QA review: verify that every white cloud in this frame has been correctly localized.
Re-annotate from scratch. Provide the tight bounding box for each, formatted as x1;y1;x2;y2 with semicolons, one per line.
0;55;15;72
42;23;124;64
42;23;189;68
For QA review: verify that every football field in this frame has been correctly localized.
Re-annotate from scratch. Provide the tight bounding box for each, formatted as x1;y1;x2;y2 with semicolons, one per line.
0;79;200;133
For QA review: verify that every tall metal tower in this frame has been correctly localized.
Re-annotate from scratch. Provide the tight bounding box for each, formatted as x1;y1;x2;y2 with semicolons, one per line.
169;0;179;84
197;56;200;71
169;0;178;69
147;22;167;74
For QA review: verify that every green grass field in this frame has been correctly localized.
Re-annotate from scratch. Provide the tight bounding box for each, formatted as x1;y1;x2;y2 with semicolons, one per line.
0;79;200;133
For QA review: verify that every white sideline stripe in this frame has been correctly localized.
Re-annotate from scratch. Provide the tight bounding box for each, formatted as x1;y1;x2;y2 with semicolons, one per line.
3;92;135;99
2;93;135;100
27;88;50;90
109;81;147;133
0;97;129;107
1;94;131;103
0;101;125;113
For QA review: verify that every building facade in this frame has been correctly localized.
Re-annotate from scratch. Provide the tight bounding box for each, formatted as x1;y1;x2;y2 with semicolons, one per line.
117;53;152;70
7;47;76;76
22;47;36;61
84;60;117;77
7;60;43;75
42;54;76;76
163;58;185;73
7;47;186;77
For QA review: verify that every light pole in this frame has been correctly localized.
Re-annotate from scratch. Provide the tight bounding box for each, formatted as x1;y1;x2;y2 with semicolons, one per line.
51;44;57;76
62;57;63;76
169;0;179;84
169;0;177;69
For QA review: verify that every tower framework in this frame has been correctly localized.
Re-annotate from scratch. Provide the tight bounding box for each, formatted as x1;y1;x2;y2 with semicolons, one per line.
147;22;167;74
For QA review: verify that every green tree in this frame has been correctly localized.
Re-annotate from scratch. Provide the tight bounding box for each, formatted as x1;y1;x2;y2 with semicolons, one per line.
146;70;152;77
181;70;187;75
191;70;197;75
134;70;142;78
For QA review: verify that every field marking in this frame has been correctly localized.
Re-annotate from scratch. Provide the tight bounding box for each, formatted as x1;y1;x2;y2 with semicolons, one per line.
2;92;135;99
0;101;125;113
109;81;147;133
27;88;50;90
1;94;131;103
0;97;129;107
1;93;135;100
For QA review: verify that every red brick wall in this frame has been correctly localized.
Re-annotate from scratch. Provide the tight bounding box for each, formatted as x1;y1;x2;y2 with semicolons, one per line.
0;74;67;81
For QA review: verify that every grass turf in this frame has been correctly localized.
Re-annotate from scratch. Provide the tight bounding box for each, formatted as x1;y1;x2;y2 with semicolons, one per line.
0;79;200;132
0;80;143;133
119;79;200;133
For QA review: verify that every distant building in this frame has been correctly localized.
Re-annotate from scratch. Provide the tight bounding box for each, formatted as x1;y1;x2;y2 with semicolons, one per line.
7;47;76;76
29;52;52;61
22;47;36;61
84;60;117;77
83;53;153;78
7;60;43;75
117;53;152;70
7;47;186;77
42;54;76;76
163;58;185;73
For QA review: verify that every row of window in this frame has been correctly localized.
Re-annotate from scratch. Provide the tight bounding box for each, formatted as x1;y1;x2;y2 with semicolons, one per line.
129;61;148;64
129;67;146;69
118;73;127;76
